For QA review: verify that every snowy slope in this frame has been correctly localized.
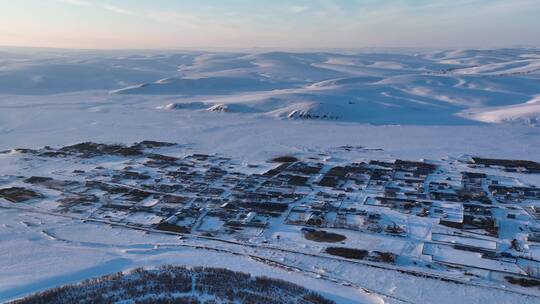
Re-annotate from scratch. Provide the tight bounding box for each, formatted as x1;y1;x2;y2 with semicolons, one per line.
1;47;539;125
465;95;540;126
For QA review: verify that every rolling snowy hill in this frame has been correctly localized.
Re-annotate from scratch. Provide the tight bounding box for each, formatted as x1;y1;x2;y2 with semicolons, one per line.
1;47;539;125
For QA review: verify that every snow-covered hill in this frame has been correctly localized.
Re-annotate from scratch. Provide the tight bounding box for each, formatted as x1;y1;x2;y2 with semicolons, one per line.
465;95;540;126
1;47;539;125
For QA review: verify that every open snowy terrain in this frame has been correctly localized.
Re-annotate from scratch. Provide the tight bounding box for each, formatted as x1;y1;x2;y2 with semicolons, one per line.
1;47;540;126
1;47;540;304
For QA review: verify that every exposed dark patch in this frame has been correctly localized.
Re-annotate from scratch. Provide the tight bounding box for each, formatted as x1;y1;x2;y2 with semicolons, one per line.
155;222;190;233
0;187;44;203
288;175;309;186
271;156;299;163
472;157;540;174
505;276;540;288
325;247;369;260
60;142;144;158
134;141;176;148
318;176;338;188
112;171;151;180
24;176;54;184
303;228;346;243
373;251;396;264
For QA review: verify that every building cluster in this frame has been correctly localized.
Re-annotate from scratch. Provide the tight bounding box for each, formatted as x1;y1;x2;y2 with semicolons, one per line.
2;142;540;285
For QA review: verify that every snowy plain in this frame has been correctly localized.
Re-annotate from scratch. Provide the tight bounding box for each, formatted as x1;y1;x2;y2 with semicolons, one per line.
1;47;540;303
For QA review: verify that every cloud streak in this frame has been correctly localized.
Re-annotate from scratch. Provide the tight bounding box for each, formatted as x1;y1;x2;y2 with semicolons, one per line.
101;4;134;15
287;5;309;13
59;0;134;15
58;0;91;6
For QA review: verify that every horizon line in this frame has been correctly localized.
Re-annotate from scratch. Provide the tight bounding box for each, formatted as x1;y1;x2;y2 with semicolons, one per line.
2;44;540;54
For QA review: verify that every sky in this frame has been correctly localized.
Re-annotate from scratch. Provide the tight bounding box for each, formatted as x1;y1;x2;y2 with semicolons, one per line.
1;0;539;50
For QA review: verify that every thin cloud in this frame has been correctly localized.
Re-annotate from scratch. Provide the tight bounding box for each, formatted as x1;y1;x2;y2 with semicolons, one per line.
58;0;91;6
288;5;309;13
59;0;235;32
59;0;134;16
101;4;134;15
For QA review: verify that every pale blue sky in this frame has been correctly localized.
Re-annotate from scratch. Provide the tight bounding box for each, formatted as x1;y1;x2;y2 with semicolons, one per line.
1;0;539;49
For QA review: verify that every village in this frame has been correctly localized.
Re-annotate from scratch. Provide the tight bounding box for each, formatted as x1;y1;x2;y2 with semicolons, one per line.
1;141;540;292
